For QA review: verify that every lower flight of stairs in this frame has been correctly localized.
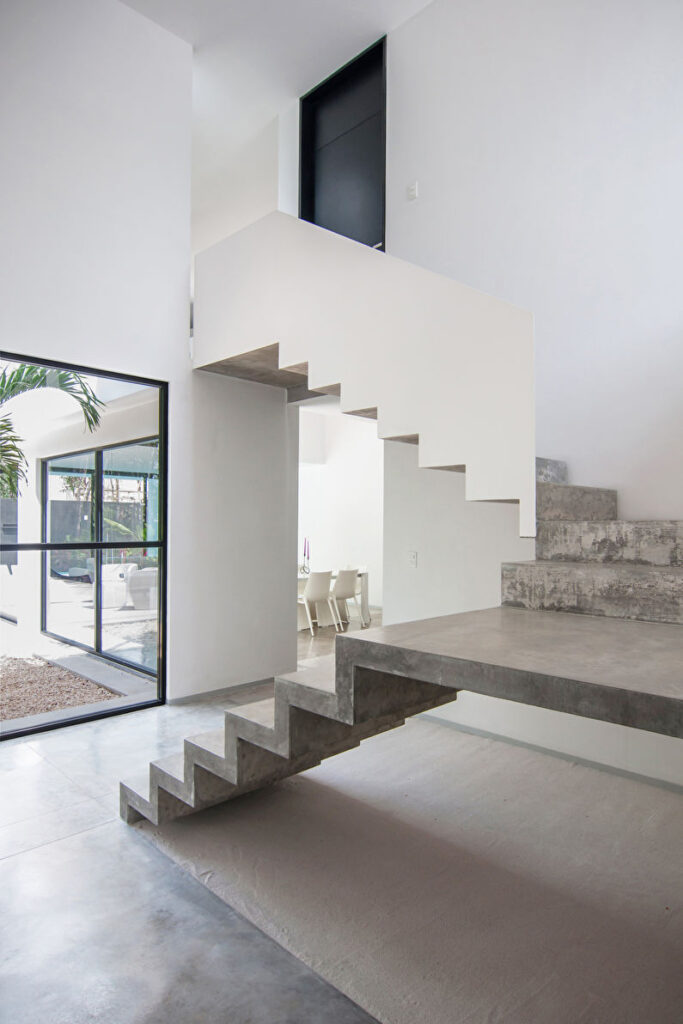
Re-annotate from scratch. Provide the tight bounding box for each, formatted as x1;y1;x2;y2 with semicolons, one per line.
121;457;683;826
503;472;683;624
121;662;457;826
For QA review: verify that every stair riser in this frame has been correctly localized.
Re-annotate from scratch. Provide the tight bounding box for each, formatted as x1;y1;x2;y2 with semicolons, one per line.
537;483;617;521
502;564;683;624
535;458;568;484
536;521;683;566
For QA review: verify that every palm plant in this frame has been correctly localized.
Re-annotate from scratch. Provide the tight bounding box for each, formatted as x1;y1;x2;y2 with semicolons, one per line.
0;363;105;497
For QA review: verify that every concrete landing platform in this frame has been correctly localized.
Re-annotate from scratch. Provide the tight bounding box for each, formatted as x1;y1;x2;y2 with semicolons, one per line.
336;607;683;738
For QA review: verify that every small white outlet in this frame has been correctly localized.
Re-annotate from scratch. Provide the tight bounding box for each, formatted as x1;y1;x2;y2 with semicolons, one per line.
407;181;419;201
408;550;418;569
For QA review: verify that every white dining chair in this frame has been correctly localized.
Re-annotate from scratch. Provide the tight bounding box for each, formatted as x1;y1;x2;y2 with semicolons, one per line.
332;569;361;630
298;570;340;636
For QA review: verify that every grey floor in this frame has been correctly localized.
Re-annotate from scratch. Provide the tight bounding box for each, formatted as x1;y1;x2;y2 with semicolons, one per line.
297;609;382;662
142;716;683;1024
0;691;377;1024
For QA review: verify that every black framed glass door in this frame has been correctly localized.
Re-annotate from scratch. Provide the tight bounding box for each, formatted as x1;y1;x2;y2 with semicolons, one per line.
42;437;162;675
0;352;167;739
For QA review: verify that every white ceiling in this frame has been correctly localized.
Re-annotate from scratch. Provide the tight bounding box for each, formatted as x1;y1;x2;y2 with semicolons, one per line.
120;0;432;227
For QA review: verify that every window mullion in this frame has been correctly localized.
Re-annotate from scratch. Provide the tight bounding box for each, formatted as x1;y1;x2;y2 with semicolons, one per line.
95;450;103;653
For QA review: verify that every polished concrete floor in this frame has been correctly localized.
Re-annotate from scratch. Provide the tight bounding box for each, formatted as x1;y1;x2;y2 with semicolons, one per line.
0;693;378;1024
297;609;382;661
142;717;683;1024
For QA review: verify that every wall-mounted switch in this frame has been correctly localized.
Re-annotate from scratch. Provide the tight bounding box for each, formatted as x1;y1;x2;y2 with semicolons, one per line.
407;181;419;201
408;550;418;568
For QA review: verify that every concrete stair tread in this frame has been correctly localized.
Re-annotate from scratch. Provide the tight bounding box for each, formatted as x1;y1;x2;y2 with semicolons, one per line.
277;659;337;694
151;753;185;783
226;698;276;729
185;729;225;758
120;769;152;802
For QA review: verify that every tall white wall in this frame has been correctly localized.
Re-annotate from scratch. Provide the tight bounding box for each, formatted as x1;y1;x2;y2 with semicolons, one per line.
387;0;683;520
193;119;280;254
0;0;297;700
299;410;383;607
383;443;533;624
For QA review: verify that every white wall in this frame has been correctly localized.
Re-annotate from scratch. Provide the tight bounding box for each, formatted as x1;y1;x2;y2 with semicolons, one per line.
299;409;384;607
383;442;533;624
193;118;280;254
387;0;683;520
0;0;297;699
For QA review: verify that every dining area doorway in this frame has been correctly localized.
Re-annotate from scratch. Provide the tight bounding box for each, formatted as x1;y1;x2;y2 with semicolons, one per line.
296;396;383;659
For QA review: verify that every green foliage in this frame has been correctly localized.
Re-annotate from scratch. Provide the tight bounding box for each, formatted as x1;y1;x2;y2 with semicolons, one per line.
0;416;25;498
0;363;105;497
102;516;134;537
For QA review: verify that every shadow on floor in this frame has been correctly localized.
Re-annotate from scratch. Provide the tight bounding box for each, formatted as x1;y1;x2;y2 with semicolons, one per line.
142;719;683;1024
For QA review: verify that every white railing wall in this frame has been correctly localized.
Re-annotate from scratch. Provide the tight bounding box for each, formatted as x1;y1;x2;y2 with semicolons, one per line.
193;212;536;536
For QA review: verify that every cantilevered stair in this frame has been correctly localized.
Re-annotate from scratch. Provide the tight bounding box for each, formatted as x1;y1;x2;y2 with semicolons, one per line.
121;661;457;826
121;459;683;826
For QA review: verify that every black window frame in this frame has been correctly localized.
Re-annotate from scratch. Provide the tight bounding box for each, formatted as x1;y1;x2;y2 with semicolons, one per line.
0;350;168;740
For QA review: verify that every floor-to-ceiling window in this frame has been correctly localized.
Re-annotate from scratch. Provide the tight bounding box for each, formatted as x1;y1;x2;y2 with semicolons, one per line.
0;354;167;738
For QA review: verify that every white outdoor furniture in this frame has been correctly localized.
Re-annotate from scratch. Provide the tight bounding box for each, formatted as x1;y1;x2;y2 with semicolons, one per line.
87;559;139;608
128;567;158;610
297;571;339;636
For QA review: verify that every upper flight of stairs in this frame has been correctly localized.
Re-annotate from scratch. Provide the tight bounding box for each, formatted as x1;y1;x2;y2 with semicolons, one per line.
503;462;683;624
193;211;537;536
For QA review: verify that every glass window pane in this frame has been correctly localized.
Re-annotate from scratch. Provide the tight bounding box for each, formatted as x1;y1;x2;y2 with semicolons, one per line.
1;549;41;626
0;496;18;554
101;548;159;672
102;440;160;544
45;452;95;544
45;548;95;648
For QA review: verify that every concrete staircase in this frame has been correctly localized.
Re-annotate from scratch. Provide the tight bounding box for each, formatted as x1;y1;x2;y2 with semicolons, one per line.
503;466;683;625
121;662;458;826
121;457;683;827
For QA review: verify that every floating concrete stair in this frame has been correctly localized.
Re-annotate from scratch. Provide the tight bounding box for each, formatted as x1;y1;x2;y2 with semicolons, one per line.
536;520;683;565
121;454;683;828
501;560;683;625
120;659;458;826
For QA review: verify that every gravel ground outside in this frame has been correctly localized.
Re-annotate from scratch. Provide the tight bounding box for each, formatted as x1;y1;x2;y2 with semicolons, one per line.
0;656;116;721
